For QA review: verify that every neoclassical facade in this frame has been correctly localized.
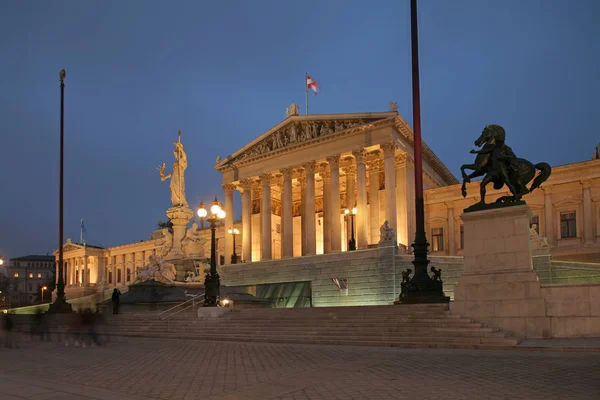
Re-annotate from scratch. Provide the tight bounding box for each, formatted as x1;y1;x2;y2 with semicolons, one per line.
54;104;600;299
214;110;456;263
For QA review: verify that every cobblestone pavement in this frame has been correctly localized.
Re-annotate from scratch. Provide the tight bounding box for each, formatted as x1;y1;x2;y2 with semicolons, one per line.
1;335;599;400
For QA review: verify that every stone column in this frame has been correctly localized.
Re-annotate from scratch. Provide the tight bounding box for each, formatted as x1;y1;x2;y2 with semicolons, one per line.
543;186;555;246
299;175;307;255
112;256;117;288
321;169;332;253
327;155;341;252
304;161;317;255
121;254;126;285
281;168;294;258
368;158;380;244
344;165;356;247
222;183;236;264
97;256;105;287
260;173;272;260
353;150;368;249
395;153;408;246
382;142;397;233
83;256;88;286
69;259;75;286
446;202;456;255
240;179;253;262
582;180;594;244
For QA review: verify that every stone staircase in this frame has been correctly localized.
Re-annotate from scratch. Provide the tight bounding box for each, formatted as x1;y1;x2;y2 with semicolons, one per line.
86;304;520;349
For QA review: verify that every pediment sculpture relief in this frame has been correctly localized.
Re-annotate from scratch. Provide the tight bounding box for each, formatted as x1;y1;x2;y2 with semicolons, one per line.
63;244;81;252
237;118;378;161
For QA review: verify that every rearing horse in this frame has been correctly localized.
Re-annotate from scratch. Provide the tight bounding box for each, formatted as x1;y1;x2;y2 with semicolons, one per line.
461;125;552;205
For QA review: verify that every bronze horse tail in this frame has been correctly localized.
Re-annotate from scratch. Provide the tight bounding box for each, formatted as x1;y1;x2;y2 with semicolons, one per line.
529;162;551;193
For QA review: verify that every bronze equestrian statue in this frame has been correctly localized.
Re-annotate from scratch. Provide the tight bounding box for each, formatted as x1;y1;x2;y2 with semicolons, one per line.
460;124;551;208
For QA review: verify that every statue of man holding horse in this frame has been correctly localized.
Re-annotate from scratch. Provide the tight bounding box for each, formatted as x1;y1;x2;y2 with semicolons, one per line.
460;124;551;210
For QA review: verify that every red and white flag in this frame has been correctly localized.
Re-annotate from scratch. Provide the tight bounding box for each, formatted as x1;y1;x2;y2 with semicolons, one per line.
306;74;319;95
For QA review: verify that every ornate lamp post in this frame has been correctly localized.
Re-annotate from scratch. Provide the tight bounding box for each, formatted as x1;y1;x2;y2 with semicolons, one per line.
344;207;357;251
399;0;449;303
197;197;226;307
41;286;47;303
228;227;240;264
49;69;72;313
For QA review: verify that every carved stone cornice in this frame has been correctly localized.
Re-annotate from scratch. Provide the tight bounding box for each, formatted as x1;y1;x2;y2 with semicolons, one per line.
280;167;294;180
381;141;396;156
326;155;340;169
221;183;236;194
224;117;386;168
352;149;368;164
581;179;593;189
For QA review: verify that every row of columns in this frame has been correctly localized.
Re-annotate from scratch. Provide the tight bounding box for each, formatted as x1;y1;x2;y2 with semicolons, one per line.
226;143;406;262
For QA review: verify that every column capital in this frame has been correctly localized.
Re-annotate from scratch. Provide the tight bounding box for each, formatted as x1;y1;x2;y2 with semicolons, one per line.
367;159;381;172
259;173;271;185
581;179;593;189
280;167;294;180
343;165;356;176
326;155;340;168
298;175;307;186
542;185;553;194
222;183;236;194
302;161;316;174
395;153;408;166
320;169;331;181
445;201;455;209
240;178;253;191
381;141;397;156
352;149;368;164
271;174;283;187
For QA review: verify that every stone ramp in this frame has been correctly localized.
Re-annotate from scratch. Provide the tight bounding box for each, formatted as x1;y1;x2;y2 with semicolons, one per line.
79;304;520;349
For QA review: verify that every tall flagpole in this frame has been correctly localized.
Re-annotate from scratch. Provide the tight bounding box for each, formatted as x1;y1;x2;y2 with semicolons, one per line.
399;0;449;304
305;72;309;115
80;218;83;244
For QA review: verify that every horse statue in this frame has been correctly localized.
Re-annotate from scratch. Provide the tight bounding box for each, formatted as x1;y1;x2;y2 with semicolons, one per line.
460;124;551;207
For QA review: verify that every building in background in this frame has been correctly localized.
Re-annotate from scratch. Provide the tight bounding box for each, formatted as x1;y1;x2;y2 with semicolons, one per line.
3;255;55;308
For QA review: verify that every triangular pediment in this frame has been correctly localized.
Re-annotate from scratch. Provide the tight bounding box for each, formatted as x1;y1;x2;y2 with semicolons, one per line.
215;112;397;169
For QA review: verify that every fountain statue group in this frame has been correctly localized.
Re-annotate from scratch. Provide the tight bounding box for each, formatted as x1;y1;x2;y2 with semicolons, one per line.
135;131;208;285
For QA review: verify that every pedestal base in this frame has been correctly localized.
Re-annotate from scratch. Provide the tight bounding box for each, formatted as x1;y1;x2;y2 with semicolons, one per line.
166;206;194;258
47;297;73;314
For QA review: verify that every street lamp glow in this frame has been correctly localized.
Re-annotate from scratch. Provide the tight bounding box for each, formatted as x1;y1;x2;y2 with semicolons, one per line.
233;228;240;235
197;201;207;218
210;197;221;215
344;209;350;215
217;209;226;219
0;259;4;266
352;207;357;215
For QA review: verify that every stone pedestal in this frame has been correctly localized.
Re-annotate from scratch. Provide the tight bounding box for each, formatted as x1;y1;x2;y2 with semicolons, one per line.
451;205;550;338
166;206;194;259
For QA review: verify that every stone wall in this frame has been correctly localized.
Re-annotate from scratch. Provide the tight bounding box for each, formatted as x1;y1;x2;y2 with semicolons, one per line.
220;247;397;307
541;283;600;337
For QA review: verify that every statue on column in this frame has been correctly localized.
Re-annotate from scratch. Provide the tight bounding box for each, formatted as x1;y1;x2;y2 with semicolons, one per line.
158;130;189;208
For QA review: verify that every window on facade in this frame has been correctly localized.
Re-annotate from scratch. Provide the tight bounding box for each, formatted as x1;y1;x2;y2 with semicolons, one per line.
28;273;33;278
432;228;444;252
37;273;42;279
127;268;131;282
530;215;540;234
460;225;464;249
108;271;113;284
560;212;577;238
28;283;32;292
117;269;122;283
13;272;19;278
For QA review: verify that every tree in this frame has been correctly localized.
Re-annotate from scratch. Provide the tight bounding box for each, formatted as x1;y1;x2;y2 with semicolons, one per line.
157;219;174;229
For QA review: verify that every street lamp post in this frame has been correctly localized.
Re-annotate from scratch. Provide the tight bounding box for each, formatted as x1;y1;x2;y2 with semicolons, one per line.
344;207;357;251
41;286;47;303
49;69;72;313
228;227;240;264
399;0;449;303
197;197;226;307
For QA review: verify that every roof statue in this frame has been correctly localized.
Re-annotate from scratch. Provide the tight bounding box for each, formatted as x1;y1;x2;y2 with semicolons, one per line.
389;101;398;112
460;124;552;211
158;130;188;208
286;103;299;117
594;144;600;160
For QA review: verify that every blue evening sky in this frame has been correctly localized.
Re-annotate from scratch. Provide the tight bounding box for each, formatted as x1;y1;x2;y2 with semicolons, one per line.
0;0;598;259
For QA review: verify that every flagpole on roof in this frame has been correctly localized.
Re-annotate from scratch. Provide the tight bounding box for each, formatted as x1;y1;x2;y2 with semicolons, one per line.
305;72;309;115
80;218;84;244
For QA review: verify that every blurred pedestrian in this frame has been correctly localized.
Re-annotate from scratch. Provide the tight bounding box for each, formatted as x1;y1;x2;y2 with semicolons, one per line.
111;288;121;315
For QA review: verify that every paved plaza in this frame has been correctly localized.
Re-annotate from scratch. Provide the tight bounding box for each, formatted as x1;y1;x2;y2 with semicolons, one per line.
1;336;600;400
